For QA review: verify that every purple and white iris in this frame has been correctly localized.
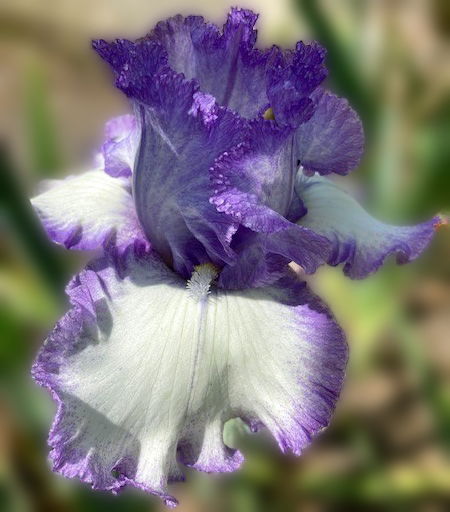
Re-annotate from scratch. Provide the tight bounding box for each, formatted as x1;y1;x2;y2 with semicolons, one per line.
31;8;439;508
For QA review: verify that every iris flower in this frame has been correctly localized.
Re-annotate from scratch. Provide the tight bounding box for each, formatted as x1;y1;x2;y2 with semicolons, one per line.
31;8;440;507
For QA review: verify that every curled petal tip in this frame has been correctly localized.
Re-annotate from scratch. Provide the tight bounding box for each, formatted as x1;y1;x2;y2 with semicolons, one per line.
434;214;449;230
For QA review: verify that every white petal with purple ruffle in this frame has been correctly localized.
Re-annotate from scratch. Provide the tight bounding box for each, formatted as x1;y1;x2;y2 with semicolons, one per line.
33;251;346;507
296;174;438;278
31;169;145;252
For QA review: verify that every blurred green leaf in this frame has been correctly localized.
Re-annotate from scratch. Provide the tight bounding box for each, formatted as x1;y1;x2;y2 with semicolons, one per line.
0;146;67;296
407;99;450;217
73;486;154;512
0;307;27;374
396;317;450;450
24;63;62;178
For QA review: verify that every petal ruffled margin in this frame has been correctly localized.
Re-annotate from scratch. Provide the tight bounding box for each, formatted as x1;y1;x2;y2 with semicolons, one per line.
295;174;439;278
31;168;149;256
209;119;331;288
295;89;364;176
150;8;270;119
267;42;328;127
150;8;327;125
32;247;347;507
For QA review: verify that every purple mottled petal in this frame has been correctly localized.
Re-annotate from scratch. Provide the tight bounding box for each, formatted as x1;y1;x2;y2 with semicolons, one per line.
218;225;331;289
32;247;347;506
209;118;331;288
93;37;168;78
102;115;138;177
31;169;149;256
94;37;247;276
210;119;295;232
296;175;439;278
133;86;243;275
218;228;289;288
267;42;328;127
150;8;273;118
295;89;364;176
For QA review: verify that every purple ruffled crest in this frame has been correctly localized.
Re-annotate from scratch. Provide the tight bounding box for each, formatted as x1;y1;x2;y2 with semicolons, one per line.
267;41;328;127
295;88;365;176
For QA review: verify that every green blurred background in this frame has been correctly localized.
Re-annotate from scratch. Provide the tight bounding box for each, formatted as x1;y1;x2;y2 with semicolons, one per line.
1;1;449;511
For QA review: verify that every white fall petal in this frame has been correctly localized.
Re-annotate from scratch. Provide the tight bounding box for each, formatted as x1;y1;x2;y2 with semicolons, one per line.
33;250;346;507
296;174;438;278
31;169;145;252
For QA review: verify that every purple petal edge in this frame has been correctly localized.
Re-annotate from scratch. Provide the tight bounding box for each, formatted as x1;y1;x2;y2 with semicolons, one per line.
32;246;348;506
340;216;441;278
31;250;179;507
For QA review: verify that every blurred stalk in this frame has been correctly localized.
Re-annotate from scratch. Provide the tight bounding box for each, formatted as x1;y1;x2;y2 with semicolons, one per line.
0;146;67;297
295;0;377;139
24;63;62;177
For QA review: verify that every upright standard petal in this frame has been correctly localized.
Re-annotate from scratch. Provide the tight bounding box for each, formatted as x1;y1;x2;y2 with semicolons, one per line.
151;8;327;123
295;89;364;176
31;169;148;255
295;174;439;278
32;249;347;507
94;38;246;277
150;8;272;118
267;42;328;127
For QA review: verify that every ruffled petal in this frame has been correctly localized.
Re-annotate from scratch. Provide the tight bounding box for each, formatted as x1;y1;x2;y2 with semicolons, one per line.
209;119;331;288
267;42;328;127
218;227;330;289
295;89;364;176
93;37;168;78
150;8;327;124
93;38;246;277
31;169;148;254
101;115;138;178
32;249;347;507
150;8;272;118
296;174;439;278
210;119;295;231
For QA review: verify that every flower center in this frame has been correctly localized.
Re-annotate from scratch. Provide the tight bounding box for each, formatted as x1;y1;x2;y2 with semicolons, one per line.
263;107;275;120
186;264;219;301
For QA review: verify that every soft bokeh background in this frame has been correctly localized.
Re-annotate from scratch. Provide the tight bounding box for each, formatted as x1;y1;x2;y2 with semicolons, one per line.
1;0;450;511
